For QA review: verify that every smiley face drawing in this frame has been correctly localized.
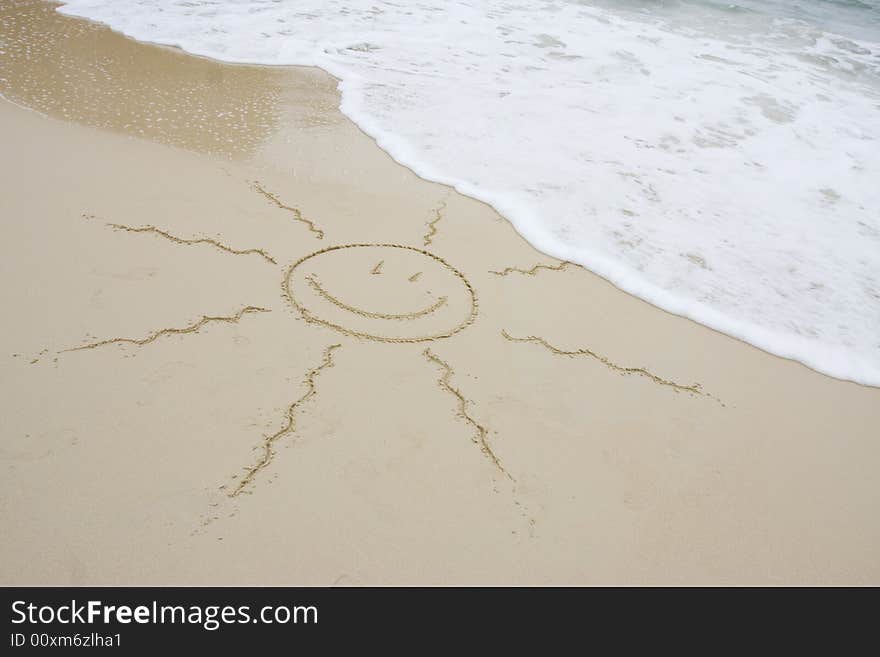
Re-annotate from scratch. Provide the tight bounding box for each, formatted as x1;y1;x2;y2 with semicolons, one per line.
56;184;711;535
284;243;477;344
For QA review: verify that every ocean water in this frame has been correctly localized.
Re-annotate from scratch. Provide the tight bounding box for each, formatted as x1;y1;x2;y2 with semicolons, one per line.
53;1;880;385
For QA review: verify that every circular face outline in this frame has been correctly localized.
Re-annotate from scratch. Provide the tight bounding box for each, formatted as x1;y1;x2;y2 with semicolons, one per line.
283;243;478;343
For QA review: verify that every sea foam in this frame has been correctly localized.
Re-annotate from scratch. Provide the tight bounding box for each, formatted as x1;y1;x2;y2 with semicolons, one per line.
54;1;880;385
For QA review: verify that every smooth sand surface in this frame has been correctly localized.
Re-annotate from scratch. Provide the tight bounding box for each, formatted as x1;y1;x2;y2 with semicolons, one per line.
1;0;878;584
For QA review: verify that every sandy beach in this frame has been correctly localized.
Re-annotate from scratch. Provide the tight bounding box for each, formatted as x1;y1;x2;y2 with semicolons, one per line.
1;0;878;585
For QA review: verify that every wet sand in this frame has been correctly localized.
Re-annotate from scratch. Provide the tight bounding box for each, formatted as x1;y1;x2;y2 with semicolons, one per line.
1;0;878;584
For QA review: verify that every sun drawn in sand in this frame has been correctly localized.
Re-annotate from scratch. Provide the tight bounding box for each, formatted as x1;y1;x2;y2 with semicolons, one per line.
41;183;720;533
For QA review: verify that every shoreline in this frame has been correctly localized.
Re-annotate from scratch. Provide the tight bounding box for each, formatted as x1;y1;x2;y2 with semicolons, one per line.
49;0;880;388
1;0;878;584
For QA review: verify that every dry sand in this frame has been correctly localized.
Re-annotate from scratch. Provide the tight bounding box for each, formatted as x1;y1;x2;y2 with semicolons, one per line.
1;0;878;584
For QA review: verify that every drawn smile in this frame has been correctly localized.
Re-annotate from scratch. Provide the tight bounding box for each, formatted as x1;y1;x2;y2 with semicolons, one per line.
306;274;448;321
